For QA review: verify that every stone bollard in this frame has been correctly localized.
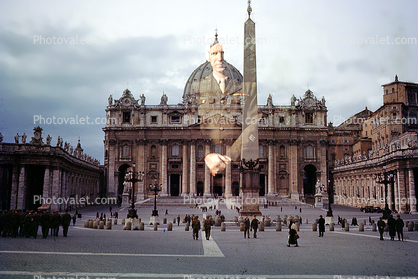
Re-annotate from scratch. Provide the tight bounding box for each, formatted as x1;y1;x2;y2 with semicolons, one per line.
89;220;94;228
221;222;226;231
312;222;317;231
363;219;366;225
185;223;189;231
408;222;414;231
114;218;118;225
124;221;132;230
93;221;98;229
139;222;144;230
305;218;308;224
173;218;176;224
232;216;238;223
154;223;158;231
106;220;112;229
259;222;264;231
274;215;280;222
163;218;167;224
372;223;377;231
264;218;271;227
329;223;334;231
240;222;245;231
167;222;172;231
345;223;349;231
84;220;89;228
99;221;105;229
122;218;125;225
276;222;282;231
359;223;364;232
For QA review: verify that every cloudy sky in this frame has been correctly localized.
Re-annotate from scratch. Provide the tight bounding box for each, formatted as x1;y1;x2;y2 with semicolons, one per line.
1;0;417;162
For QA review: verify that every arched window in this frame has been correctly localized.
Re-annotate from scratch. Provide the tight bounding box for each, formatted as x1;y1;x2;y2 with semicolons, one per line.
280;145;285;158
259;145;264;158
215;145;222;154
172;144;179;157
197;145;204;158
306;145;314;159
151;145;157;158
122;145;130;158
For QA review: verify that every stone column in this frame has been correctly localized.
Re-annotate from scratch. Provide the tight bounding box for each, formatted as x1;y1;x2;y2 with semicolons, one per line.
387;174;393;211
394;171;400;213
189;142;196;196
108;140;117;198
409;169;416;212
204;143;211;197
181;142;188;196
42;166;50;200
225;144;232;198
10;165;19;209
290;140;299;201
51;168;61;211
17;166;26;210
267;141;275;196
160;141;168;196
136;140;146;200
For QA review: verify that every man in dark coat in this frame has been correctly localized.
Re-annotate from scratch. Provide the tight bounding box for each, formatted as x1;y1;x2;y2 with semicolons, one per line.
387;215;396;241
244;216;250;238
41;210;51;239
377;217;386;241
203;215;212;240
51;211;61;237
395;214;404;241
318;215;325;237
192;216;201;240
61;210;72;237
250;215;259;238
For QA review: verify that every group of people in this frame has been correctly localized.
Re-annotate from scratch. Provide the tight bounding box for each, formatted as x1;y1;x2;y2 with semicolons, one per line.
377;214;404;241
0;209;73;239
243;215;260;238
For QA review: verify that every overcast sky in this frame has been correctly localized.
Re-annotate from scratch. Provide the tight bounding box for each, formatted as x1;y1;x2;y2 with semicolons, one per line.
1;0;417;162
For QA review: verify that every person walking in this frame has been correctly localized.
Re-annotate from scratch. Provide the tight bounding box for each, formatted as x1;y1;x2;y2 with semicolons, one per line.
244;216;250;238
287;221;299;247
203;216;211;240
177;215;180;226
61;210;71;237
192;216;201;240
387;215;396;241
377;217;386;241
395;214;404;241
318;215;325;237
250;215;259;238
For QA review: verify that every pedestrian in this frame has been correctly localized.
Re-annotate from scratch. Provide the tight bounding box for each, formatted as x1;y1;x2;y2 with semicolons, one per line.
192;216;200;240
388;215;396;241
61;210;71;237
377;217;386;241
369;216;372;225
40;210;51;239
177;215;180;226
51;210;61;237
395;214;404;241
340;218;345;230
250;215;259;238
72;213;77;225
165;209;168;215
244;216;250;238
287;221;299;247
203;215;211;240
318;215;325;237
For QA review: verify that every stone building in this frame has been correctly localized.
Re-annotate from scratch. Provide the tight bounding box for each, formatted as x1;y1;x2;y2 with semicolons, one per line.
332;76;418;213
0;126;103;211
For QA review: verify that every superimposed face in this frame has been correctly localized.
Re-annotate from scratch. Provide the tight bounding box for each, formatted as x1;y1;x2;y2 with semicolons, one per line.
208;43;226;78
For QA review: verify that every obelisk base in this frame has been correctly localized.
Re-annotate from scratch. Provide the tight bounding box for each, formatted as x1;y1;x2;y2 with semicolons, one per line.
239;168;261;217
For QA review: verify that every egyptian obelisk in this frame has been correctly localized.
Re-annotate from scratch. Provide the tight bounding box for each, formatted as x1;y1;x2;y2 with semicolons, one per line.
240;0;261;216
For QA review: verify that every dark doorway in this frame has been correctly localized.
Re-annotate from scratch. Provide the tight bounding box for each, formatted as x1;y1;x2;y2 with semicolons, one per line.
25;165;45;210
118;164;130;203
259;174;266;196
170;174;180;196
213;174;223;196
197;181;204;196
303;164;317;197
0;165;13;210
232;181;239;196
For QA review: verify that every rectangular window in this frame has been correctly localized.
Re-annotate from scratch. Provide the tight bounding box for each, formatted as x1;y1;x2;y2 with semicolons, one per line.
123;112;130;123
151;116;158;123
279;116;285;124
330;139;336;144
197;164;204;169
343;139;349;144
171;116;180;123
171;164;179;169
305;113;313;124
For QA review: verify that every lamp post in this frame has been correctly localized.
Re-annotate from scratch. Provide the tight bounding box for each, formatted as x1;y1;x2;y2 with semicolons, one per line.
327;179;333;217
124;163;144;218
149;180;162;217
376;166;393;219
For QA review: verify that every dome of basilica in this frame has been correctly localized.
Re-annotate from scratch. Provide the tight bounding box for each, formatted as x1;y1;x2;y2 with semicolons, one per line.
182;61;243;103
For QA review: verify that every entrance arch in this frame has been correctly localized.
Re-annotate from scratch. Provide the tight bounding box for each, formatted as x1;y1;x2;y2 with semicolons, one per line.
213;174;223;196
303;164;317;197
170;174;180;196
197;181;204;196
